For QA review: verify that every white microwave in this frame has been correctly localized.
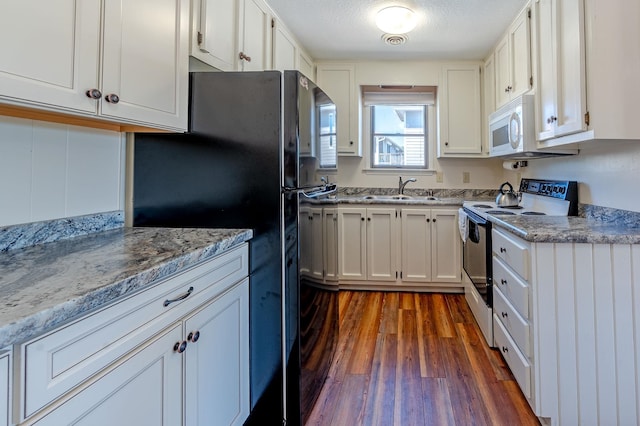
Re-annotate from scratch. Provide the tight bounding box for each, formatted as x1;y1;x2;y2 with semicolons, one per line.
489;95;536;158
488;94;577;159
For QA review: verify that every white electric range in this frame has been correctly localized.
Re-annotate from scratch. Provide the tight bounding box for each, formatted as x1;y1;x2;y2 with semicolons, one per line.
461;178;578;345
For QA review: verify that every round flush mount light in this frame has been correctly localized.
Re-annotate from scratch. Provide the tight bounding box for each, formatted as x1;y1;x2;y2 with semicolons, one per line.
375;6;417;34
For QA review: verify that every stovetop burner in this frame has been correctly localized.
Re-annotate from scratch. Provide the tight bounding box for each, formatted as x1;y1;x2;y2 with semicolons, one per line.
499;205;523;210
486;210;516;215
521;211;546;216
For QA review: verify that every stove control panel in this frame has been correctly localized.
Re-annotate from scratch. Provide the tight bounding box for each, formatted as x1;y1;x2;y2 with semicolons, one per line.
519;178;577;201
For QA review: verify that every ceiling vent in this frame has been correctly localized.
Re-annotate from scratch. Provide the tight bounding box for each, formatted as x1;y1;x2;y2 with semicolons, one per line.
382;33;407;46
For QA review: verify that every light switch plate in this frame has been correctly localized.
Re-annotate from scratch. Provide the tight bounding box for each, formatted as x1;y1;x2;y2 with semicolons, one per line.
463;172;470;183
436;171;443;183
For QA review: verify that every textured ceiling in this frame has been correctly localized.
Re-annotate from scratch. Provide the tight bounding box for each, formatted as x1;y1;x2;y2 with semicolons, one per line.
267;0;529;61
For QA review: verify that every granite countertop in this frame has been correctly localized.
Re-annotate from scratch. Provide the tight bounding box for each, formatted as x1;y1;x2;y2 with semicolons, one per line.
304;195;464;206
488;215;640;244
0;227;252;348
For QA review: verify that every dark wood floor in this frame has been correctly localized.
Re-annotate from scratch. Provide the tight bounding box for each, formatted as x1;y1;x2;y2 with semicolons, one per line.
306;291;540;426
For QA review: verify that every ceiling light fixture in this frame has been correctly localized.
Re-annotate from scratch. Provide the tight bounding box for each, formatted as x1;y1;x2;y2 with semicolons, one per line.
375;6;417;34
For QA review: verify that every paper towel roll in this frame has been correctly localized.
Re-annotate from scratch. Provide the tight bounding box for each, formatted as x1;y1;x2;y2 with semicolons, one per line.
503;160;519;170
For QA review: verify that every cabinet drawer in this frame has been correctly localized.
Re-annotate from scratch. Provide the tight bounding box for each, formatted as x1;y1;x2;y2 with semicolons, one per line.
493;314;531;399
493;256;529;319
493;286;531;357
20;244;248;420
492;228;529;280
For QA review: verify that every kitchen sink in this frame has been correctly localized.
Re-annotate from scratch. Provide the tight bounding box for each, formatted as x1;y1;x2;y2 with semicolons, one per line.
360;195;438;201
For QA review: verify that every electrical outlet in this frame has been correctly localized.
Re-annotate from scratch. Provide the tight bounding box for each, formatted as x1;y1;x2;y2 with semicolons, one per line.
463;172;470;183
436;171;443;183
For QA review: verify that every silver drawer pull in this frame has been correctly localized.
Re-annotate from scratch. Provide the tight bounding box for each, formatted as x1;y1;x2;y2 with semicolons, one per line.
501;279;507;285
500;247;507;253
502;346;509;353
501;311;508;318
164;286;194;307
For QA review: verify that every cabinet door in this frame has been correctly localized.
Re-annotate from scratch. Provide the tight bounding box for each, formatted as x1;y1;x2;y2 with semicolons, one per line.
439;65;482;156
509;8;532;99
299;51;315;81
535;0;586;141
401;209;432;282
33;324;183;426
0;0;100;114
494;35;511;108
272;20;298;72
316;64;360;156
323;208;339;282
431;209;461;283
310;207;325;280
241;0;271;71
191;0;241;71
483;54;496;147
101;0;189;130
185;279;249;426
338;208;367;280
299;206;313;277
0;350;9;426
366;208;398;282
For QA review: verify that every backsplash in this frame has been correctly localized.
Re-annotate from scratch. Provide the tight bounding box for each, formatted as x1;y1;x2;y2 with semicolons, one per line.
0;211;124;252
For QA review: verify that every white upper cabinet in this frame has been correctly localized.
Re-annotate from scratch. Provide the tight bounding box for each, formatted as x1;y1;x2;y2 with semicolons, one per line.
0;0;189;131
535;0;586;142
272;19;298;72
494;6;532;109
438;64;483;157
240;0;272;71
534;0;640;145
101;0;189;131
0;0;100;114
316;64;360;156
191;0;271;72
191;0;240;71
298;51;315;82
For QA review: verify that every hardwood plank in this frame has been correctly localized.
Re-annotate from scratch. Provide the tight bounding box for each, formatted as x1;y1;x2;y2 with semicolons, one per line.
362;333;397;426
394;308;425;426
418;293;456;338
347;292;383;375
422;377;456;426
446;293;477;324
379;292;399;334
330;374;368;425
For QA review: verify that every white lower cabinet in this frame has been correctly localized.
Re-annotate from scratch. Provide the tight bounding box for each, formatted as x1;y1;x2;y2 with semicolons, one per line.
0;350;10;426
323;208;339;282
338;205;461;288
14;245;250;426
31;324;184;426
185;280;249;426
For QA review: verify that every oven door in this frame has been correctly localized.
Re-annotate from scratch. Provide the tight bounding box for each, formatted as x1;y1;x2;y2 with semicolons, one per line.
462;209;492;307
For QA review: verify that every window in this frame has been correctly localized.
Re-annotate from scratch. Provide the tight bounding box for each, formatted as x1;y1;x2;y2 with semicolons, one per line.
363;85;434;169
371;105;427;168
318;102;337;168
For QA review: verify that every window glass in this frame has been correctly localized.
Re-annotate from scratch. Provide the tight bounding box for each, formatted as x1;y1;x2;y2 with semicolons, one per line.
318;104;336;168
371;105;427;168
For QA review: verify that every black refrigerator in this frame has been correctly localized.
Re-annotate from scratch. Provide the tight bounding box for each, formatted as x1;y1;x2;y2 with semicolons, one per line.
133;71;338;425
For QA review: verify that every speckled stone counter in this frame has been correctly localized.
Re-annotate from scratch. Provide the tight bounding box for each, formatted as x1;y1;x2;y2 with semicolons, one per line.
0;227;252;347
488;215;640;244
303;195;465;207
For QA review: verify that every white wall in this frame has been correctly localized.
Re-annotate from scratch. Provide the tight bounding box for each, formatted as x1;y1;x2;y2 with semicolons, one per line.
0;116;125;226
322;60;511;191
504;140;640;213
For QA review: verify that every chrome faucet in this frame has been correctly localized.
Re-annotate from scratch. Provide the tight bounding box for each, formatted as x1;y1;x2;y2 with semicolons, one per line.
398;176;417;194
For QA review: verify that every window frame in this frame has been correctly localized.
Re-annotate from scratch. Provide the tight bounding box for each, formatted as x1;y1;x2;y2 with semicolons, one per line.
369;104;429;170
317;103;337;169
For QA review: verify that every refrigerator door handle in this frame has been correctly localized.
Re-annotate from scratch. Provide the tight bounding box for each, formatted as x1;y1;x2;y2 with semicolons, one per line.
283;183;337;199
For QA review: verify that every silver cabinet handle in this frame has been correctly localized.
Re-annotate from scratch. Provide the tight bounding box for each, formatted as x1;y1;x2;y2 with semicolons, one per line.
105;94;120;104
174;341;187;353
163;286;194;307
86;89;102;99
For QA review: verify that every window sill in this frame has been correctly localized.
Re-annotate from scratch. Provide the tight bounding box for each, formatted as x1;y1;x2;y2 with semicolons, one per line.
361;168;435;175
